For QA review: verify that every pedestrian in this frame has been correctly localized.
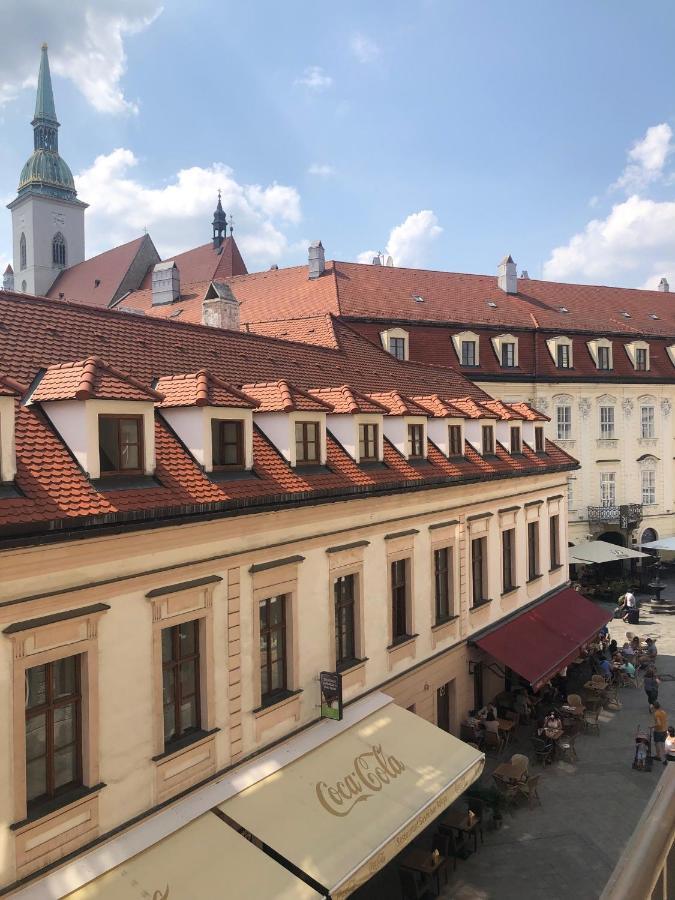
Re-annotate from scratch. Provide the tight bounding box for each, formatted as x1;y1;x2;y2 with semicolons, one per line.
664;727;675;764
644;667;660;708
652;702;667;763
622;590;638;624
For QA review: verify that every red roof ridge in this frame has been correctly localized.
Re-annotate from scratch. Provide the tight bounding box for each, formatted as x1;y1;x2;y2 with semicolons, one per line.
33;356;164;403
369;390;430;416
481;398;525;420
156;370;260;409
510;401;550;422
0;373;26;396
310;384;390;414
243;380;335;412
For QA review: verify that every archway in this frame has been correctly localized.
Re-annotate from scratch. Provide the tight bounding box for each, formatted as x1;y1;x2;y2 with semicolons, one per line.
597;531;626;579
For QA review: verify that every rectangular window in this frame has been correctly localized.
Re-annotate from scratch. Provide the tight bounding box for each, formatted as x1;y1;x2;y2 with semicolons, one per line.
295;421;320;464
641;469;656;505
600;472;616;507
535;426;545;453
482;424;495;455
556;405;572;440
636;348;648;371
471;537;487;606
567;478;574;508
510;426;521;454
99;415;143;475
502;528;516;593
358;423;378;461
162;621;200;745
640;405;655;439
600;406;615;438
549;514;560;568
556;343;571;368
448;424;463;456
527;521;539;580
461;340;477;366
25;656;82;807
501;342;516;367
391;559;409;641
334;575;356;668
211;419;244;468
259;595;287;703
597;346;611;370
434;547;453;623
390;337;405;360
408;423;424;458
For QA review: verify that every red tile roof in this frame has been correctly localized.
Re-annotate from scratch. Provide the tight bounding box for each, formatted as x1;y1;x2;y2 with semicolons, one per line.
368;391;431;417
31;357;163;403
481;399;526;421
156;371;259;409
510;402;549;422
309;385;389;414
0;289;577;539
243;380;334;412
451;397;499;420
412;395;470;419
0;374;25;397
138;237;248;290
47;236;152;308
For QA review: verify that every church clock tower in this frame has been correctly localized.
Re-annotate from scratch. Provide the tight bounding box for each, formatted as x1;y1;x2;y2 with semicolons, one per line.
7;44;88;296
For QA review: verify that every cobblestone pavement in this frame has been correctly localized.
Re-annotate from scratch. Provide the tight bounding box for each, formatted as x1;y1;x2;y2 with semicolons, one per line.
355;585;675;900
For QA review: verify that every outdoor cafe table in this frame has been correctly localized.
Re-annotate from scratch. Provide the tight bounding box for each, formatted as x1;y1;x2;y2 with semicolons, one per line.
493;762;527;783
399;847;447;896
497;718;515;745
438;807;481;853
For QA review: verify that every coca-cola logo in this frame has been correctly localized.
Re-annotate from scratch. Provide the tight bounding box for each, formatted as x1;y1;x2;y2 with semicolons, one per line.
315;744;406;817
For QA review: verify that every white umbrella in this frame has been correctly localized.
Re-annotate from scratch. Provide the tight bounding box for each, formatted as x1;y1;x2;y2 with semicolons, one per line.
569;539;649;565
640;536;675;551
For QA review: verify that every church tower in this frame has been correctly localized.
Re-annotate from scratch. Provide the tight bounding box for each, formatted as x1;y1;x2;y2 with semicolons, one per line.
7;44;88;296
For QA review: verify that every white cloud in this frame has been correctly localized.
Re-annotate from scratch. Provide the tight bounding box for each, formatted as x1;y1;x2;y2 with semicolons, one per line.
360;210;442;268
308;163;335;177
350;33;381;64
75;148;302;267
0;1;161;115
295;66;333;91
613;123;673;192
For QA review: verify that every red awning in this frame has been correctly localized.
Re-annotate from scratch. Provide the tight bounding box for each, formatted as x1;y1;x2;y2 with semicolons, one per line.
473;587;611;688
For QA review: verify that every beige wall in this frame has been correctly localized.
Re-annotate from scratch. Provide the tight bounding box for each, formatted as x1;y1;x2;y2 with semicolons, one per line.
0;469;569;890
479;378;675;545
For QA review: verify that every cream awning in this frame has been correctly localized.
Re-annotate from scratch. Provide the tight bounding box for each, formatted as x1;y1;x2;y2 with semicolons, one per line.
64;812;323;899
219;701;484;900
569;539;649;564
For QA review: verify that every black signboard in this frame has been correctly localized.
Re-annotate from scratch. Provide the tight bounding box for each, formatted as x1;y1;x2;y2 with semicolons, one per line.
320;670;343;721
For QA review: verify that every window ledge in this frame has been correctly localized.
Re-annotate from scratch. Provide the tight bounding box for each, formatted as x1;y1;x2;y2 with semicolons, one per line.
337;657;368;674
152;728;220;762
501;586;520;597
470;598;493;611
92;474;160;491
527;574;543;584
208;468;259;483
253;688;303;717
294;464;331;475
549;564;564;573
12;783;106;831
432;614;459;631
387;634;418;651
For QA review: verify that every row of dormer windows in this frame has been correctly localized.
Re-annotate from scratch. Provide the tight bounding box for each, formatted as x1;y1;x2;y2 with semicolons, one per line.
381;327;656;372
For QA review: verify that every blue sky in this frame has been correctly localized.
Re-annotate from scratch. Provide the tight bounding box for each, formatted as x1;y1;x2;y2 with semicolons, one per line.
3;0;675;288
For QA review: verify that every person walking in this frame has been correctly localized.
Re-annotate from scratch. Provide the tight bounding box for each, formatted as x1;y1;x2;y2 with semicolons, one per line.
652;702;667;763
644;667;660;709
664;727;675;764
622;590;638;624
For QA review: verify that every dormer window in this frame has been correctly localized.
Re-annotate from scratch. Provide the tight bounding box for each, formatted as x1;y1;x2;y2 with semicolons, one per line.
492;334;519;368
452;331;480;367
598;346;611;370
482;424;495;455
636;348;648;371
99;415;143;475
390;338;406;360
359;422;379;461
461;340;477;366
212;419;244;469
379;328;409;361
502;343;516;367
408;423;424;459
534;426;545;453
295;421;320;464
557;344;571;368
510;426;522;454
448;423;463;456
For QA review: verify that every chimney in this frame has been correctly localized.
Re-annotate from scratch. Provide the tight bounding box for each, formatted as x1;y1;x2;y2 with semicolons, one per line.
520;269;529;279
308;240;325;279
3;264;14;292
372;255;381;265
202;281;240;330
497;255;518;294
152;261;180;305
659;277;669;293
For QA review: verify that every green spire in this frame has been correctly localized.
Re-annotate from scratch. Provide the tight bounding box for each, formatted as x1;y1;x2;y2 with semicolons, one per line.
33;43;58;125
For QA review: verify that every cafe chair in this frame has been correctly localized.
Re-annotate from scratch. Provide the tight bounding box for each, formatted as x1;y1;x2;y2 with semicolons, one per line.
483;730;503;756
530;737;554;765
492;773;520;815
517;773;542;808
466;797;486;844
434;827;470;870
557;732;578;763
398;866;436;900
583;707;600;735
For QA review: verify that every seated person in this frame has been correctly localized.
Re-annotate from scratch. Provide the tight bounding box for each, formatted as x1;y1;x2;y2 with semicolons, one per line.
644;638;658;660
483;710;500;734
621;642;635;659
544;711;562;734
597;656;612;679
608;639;618;656
621;659;636;677
477;702;498;720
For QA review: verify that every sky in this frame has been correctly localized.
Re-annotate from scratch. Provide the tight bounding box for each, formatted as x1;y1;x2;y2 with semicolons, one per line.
2;1;675;289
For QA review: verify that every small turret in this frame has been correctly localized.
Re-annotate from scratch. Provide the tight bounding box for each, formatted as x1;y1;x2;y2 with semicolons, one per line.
3;265;14;292
212;191;228;250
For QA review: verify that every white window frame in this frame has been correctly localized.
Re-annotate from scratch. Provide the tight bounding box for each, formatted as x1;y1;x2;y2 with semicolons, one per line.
379;327;409;361
491;333;519;368
599;405;615;439
641;468;656;505
625;340;650;372
600;472;616;507
452;331;480;367
640;404;655;439
556;404;572;440
546;336;573;369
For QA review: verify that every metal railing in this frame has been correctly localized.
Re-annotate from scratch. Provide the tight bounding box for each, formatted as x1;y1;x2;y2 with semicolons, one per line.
587;503;643;529
600;763;675;900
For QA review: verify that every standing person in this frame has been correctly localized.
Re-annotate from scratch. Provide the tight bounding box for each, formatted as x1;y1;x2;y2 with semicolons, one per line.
664;727;675;764
652;702;667;763
622;590;638;624
644;668;660;709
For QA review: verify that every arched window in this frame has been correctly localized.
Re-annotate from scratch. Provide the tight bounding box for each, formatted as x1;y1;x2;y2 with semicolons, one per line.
52;232;66;268
19;233;26;270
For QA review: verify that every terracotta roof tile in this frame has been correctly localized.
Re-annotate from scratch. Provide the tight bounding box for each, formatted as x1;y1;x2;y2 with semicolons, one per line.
156;371;259;409
310;385;389;414
510;401;550;422
449;397;499;419
243;380;334;412
138;237;247;290
0;374;26;397
481;399;525;421
412;395;467;418
31;357;163;403
368;391;430;416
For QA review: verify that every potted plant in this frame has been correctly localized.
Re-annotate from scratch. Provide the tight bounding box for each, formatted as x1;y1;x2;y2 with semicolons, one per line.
465;785;505;830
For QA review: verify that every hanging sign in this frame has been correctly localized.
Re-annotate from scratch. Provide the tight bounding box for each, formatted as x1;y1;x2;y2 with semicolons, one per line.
320;670;343;721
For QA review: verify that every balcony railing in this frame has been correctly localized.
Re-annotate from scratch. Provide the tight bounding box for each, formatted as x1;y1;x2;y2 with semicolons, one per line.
600;763;675;900
588;504;643;529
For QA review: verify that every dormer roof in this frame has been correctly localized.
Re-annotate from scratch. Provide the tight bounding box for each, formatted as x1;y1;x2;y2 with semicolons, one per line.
412;394;467;418
310;385;389;414
481;399;526;421
368;391;430;416
509;401;550;422
243;380;335;413
450;397;499;420
0;374;26;397
156;370;259;409
31;357;163;403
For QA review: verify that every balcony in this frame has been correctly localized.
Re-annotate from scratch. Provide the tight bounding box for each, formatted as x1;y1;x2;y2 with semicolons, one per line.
587;504;643;530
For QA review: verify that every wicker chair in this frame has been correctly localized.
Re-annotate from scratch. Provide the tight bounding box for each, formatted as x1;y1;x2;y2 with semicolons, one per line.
517;773;542;808
530;736;554;765
557;732;578;763
483;730;503;756
583;707;600;735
